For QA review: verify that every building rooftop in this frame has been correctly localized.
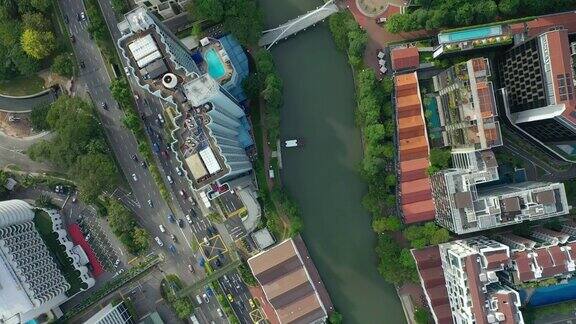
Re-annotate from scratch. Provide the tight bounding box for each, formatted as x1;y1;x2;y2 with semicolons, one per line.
247;236;332;324
391;47;419;71
395;72;435;224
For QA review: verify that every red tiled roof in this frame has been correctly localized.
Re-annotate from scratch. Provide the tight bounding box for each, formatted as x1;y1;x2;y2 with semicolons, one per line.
395;72;434;224
484;250;509;270
391;47;419;71
548;245;568;275
495;292;519;324
513;251;535;282
535;248;555;277
465;255;488;324
567;242;576;261
411;246;453;324
544;29;576;124
68;224;104;277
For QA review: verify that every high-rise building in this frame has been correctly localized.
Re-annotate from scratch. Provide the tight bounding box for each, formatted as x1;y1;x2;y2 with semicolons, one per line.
117;7;253;191
0;200;70;324
431;150;569;234
432;57;502;153
498;28;576;158
413;237;524;324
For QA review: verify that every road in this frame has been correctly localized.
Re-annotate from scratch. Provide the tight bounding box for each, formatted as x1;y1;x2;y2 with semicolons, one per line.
218;271;254;324
0;89;57;112
58;1;236;322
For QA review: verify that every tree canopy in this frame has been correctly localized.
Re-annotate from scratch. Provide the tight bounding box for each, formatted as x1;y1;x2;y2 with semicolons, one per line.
107;199;150;254
386;0;576;33
51;53;74;78
403;222;451;249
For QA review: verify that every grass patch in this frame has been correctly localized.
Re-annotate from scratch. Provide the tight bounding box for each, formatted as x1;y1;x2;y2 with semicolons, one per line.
0;75;45;96
33;210;87;296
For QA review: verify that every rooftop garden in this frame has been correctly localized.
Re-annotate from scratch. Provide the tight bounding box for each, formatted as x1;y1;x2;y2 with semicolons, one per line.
33;210;87;296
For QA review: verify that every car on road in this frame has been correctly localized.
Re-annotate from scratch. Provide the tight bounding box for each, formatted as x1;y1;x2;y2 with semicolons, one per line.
178;219;184;228
63;14;69;24
131;154;138;161
206;287;214;297
159;224;165;233
147;199;153;207
179;189;187;198
69;35;75;43
157;113;165;124
141;161;147;168
188;264;195;273
79;61;85;69
152;143;160;154
168;214;175;223
249;298;255;309
124;66;131;76
101;102;108;110
186;214;192;224
202;293;209;303
161;150;169;159
175;167;183;176
216;308;223;317
154;236;163;247
169;244;177;255
195;295;202;305
131;173;138;181
167;175;173;184
227;294;233;303
170;234;177;243
78;12;86;21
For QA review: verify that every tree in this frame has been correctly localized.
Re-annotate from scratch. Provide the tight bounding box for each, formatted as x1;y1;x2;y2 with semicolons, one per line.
0;170;8;199
455;3;475;26
21;29;55;60
372;217;401;233
173;299;193;319
474;0;498;23
384;174;396;187
386;13;410;33
190;0;224;22
110;0;127;14
71;153;117;202
222;0;263;46
328;311;343;324
498;0;520;17
132;227;150;251
30;0;51;12
30;104;51;131
109;78;132;109
35;193;53;208
122;111;140;132
347;29;367;59
328;13;351;51
51;53;74;78
22;12;50;31
429;148;451;169
414;307;432;324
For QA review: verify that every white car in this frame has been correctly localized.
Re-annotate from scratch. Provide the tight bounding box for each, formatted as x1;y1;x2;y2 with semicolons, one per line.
202;293;209;303
216;308;223;317
132;173;138;181
186;214;192;224
154;236;163;247
124;66;131;76
176;167;183;176
159;224;166;233
167;175;173;184
196;295;202;304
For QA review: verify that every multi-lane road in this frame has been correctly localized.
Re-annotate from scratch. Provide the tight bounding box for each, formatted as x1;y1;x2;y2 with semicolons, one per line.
57;0;231;322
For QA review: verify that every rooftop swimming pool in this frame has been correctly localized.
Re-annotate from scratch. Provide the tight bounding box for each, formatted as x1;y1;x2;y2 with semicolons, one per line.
204;48;226;79
439;25;503;44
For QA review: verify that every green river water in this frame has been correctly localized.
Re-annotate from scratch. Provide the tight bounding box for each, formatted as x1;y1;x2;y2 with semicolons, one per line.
257;0;405;323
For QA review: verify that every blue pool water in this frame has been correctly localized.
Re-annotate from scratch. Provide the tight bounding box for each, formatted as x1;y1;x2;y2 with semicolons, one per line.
524;279;576;306
204;48;226;79
439;25;502;44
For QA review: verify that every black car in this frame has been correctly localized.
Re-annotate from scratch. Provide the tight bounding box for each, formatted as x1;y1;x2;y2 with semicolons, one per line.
131;154;138;161
79;61;85;68
101;102;108;110
63;15;69;24
141;161;147;168
178;219;184;228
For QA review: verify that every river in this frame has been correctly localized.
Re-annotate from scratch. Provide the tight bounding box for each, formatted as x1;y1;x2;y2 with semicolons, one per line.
257;0;405;323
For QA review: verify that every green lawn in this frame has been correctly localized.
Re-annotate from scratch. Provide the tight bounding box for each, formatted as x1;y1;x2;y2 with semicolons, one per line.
0;75;45;96
34;210;87;296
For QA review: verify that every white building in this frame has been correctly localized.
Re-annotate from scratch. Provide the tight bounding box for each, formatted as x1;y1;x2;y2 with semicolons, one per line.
133;0;189;20
0;200;69;324
431;150;570;234
438;237;524;324
117;7;254;192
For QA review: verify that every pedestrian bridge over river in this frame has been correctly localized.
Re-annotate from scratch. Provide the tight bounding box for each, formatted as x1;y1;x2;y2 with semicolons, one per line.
258;0;339;49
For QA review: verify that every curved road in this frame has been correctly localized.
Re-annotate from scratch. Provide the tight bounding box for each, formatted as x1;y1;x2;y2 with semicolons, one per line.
0;89;57;113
